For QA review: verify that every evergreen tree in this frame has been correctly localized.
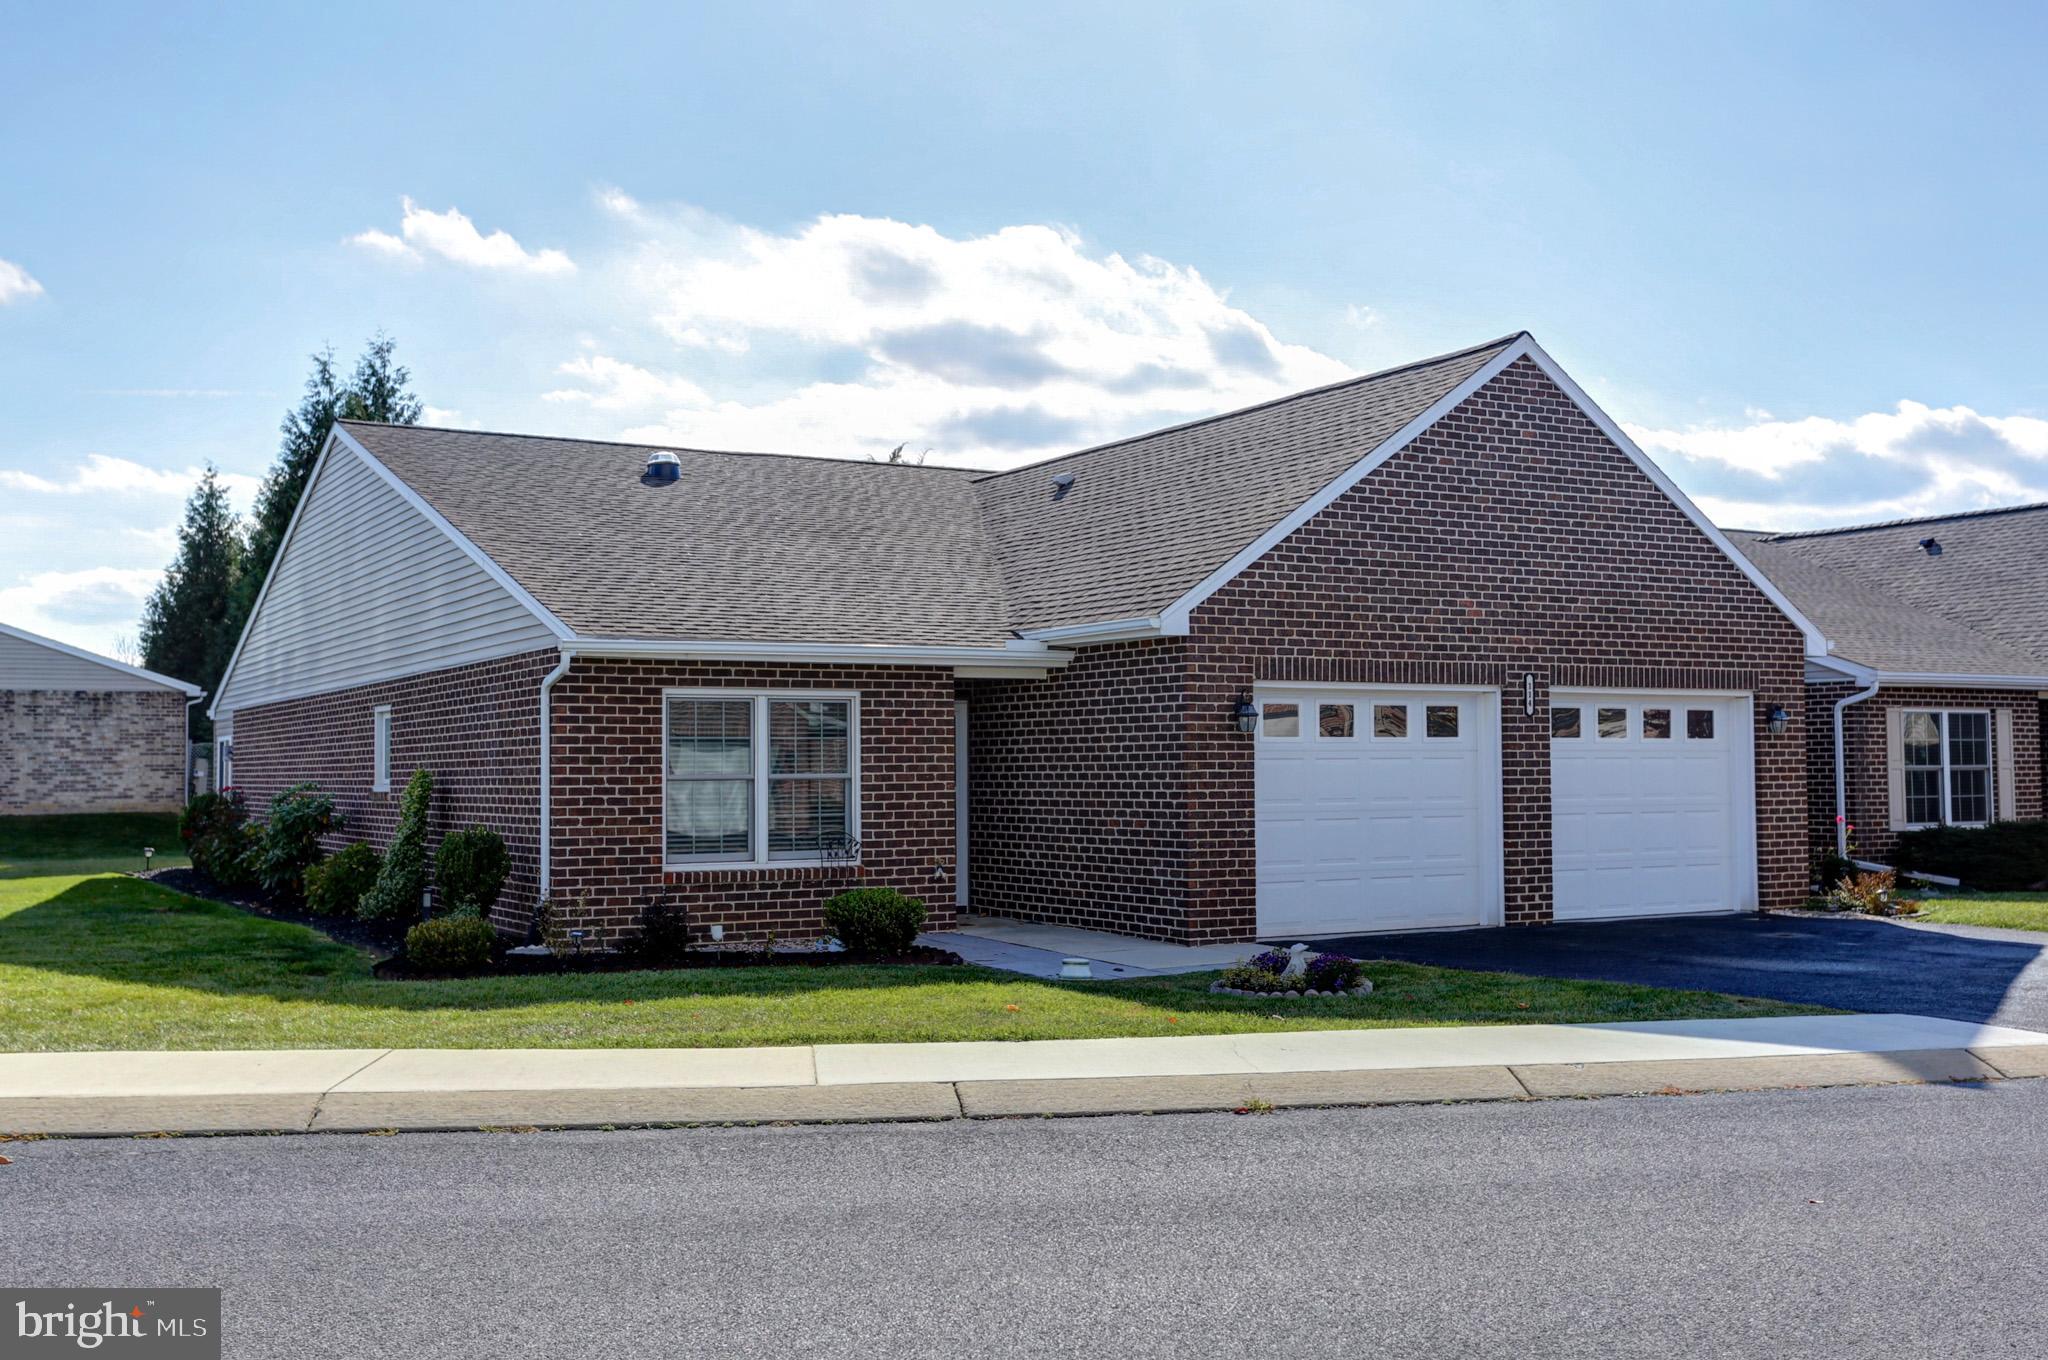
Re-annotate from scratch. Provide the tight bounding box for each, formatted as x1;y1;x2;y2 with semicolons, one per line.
230;334;424;633
140;465;245;735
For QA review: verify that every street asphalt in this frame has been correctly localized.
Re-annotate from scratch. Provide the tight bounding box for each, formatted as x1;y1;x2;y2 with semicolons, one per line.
4;1080;2045;1358
1306;912;2048;1029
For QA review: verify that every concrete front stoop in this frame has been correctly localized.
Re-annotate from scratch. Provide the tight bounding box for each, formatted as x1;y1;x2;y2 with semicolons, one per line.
2;1015;2044;1137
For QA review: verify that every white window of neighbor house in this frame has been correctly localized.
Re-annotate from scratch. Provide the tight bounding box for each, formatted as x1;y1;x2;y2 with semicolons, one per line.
372;705;393;793
1901;709;1992;828
664;692;859;868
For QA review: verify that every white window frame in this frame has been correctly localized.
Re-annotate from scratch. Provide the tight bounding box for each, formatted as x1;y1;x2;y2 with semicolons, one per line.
1900;708;1994;829
662;689;862;870
372;705;393;793
215;739;232;791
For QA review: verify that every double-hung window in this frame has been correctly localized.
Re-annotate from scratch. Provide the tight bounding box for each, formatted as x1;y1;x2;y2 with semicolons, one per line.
664;692;858;866
1901;710;1991;827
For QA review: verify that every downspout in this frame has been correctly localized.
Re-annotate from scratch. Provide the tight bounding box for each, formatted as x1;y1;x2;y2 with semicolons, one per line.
1833;678;1882;857
183;693;207;801
536;649;574;902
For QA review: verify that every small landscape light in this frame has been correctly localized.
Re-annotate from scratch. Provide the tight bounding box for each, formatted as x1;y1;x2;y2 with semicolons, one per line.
1235;694;1259;735
142;846;155;874
1766;705;1792;736
1059;957;1094;979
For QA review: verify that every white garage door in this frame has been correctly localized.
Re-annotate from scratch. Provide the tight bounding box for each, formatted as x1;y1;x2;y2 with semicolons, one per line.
1255;688;1500;937
1549;692;1756;921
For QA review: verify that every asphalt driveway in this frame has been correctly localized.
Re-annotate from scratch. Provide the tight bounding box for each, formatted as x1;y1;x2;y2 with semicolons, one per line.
1304;913;2048;1030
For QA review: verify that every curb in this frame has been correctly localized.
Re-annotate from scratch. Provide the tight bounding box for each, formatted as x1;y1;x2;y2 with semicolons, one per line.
5;1044;2044;1138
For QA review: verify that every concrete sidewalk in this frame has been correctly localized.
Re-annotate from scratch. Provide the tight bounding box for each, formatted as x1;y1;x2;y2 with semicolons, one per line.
4;1015;2045;1136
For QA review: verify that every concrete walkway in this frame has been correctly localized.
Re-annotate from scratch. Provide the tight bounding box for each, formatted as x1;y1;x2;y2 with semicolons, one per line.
4;1014;2044;1136
925;914;1258;978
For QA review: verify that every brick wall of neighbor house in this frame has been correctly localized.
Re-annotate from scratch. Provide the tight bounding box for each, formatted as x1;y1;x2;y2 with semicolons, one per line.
961;639;1190;938
971;357;1810;943
0;689;190;815
549;660;958;944
1807;682;2044;865
226;649;556;933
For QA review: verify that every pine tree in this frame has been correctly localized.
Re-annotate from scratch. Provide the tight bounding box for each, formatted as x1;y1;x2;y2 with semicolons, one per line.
230;335;424;635
140;466;245;736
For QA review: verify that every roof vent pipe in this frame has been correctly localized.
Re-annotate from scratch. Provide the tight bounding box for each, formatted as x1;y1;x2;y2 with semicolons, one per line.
1051;471;1076;501
1918;537;1942;556
643;450;682;485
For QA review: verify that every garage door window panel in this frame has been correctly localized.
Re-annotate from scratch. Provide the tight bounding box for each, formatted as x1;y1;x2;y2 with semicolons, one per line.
1319;704;1354;738
1598;707;1628;739
1373;704;1407;739
1642;709;1671;740
1686;709;1715;740
1426;705;1459;738
1551;707;1581;739
1262;703;1300;738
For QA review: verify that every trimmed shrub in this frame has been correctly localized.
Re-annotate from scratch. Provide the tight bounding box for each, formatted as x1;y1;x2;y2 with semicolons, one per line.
627;895;693;966
822;887;928;955
256;783;341;904
403;915;498;975
1813;850;1854;894
433;826;509;919
181;790;258;889
359;769;433;922
1219;962;1290;992
1893;820;2048;892
305;843;382;919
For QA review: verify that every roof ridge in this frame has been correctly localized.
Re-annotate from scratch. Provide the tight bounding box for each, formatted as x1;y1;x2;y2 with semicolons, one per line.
1756;498;2048;541
966;331;1529;484
336;420;987;474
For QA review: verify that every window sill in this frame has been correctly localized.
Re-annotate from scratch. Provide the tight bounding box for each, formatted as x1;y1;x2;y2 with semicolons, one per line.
663;860;861;875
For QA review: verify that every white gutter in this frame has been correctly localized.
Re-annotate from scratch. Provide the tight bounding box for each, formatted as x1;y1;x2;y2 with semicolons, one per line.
1015;615;1175;646
1832;678;1882;858
535;650;574;901
558;637;1070;671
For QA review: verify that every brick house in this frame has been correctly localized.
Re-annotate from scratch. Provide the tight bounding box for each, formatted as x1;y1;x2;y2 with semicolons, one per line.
1;621;202;815
1731;507;2048;868
213;332;1834;944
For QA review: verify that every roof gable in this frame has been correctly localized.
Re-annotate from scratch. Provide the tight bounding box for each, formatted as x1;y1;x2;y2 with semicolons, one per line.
0;621;203;694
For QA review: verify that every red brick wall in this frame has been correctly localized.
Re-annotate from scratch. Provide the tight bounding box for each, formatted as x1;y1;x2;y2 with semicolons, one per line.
0;688;190;815
227;649;555;931
1806;682;2044;864
968;357;1810;941
550;659;958;944
960;639;1190;938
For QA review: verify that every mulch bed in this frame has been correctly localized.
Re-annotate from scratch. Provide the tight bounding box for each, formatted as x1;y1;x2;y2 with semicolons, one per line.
135;868;964;978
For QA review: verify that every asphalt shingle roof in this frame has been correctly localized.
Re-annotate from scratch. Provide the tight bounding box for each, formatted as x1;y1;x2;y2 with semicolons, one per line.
343;425;1014;647
341;334;1520;648
1728;504;2048;678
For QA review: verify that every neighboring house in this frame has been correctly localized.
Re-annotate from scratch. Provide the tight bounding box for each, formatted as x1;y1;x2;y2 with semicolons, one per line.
1731;506;2048;866
0;621;203;816
212;332;1827;944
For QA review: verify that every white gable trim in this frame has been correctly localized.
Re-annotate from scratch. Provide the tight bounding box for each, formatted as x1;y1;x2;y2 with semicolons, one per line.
0;620;204;695
210;429;573;718
1154;334;1830;657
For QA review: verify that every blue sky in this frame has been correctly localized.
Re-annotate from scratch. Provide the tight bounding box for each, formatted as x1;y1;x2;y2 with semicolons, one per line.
6;1;2048;656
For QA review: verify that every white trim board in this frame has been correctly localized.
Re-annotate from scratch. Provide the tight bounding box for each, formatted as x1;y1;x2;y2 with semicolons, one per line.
0;620;203;696
1150;333;1830;658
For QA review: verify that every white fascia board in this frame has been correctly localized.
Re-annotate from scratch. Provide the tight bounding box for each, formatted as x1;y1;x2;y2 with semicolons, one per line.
0;620;204;696
1157;339;1530;633
1516;338;1833;660
1016;615;1175;645
1874;670;2048;689
1807;654;1878;685
560;637;1072;671
333;427;575;642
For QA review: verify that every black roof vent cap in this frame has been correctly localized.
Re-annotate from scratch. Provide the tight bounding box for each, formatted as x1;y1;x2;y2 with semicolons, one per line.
1919;537;1943;557
1050;471;1077;501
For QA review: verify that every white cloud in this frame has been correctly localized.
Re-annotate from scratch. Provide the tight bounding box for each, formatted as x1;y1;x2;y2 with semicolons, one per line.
543;205;1350;464
0;454;259;502
1631;402;2048;530
595;186;642;219
421;406;474;428
349;197;575;275
0;257;45;304
0;566;164;645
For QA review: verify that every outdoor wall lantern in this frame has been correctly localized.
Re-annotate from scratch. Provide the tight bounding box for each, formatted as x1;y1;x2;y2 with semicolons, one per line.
1766;705;1792;736
1235;694;1259;735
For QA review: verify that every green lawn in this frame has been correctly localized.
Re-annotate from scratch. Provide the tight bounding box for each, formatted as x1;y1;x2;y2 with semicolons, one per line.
0;811;185;880
0;813;1829;1052
1914;892;2048;933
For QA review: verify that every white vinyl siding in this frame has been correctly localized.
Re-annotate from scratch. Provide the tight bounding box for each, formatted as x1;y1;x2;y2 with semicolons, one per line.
216;445;557;713
0;629;189;692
